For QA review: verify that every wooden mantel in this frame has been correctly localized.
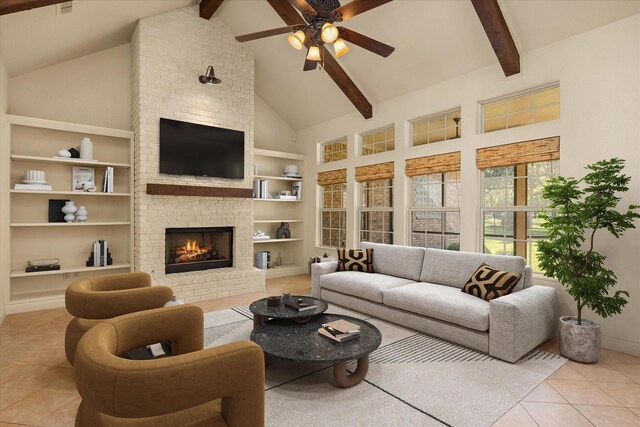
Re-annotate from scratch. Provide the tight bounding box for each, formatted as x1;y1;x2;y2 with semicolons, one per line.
146;183;253;198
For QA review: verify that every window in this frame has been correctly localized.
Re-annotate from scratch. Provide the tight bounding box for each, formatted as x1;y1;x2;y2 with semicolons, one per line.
410;172;460;250
406;152;461;250
318;168;347;248
356;162;394;244
320;183;347;247
322;138;347;163
412;109;461;146
482;84;560;133
481;159;559;272
361;126;394;156
360;178;393;244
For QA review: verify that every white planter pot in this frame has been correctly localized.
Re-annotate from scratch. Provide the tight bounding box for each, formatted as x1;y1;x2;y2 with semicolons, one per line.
559;316;601;363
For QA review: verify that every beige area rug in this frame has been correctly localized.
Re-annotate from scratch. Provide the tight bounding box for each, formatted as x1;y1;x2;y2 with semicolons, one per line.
204;304;565;427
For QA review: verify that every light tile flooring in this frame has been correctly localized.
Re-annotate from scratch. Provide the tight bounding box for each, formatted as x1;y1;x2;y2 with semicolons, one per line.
0;274;638;426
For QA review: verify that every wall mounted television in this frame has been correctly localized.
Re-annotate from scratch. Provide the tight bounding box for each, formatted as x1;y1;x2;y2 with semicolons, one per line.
159;118;245;179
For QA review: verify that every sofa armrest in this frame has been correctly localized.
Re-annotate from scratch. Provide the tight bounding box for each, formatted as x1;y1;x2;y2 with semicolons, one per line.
311;262;338;298
489;285;557;362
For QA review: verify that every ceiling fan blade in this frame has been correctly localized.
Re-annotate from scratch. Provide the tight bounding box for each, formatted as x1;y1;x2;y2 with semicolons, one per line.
303;58;318;71
288;0;317;17
199;0;224;19
338;27;395;57
333;0;393;22
267;0;307;25
235;25;298;43
320;46;372;119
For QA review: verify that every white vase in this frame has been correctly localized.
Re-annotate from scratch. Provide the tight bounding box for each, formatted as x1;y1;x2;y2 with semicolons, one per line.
76;205;88;222
164;295;184;307
61;201;78;223
80;137;93;160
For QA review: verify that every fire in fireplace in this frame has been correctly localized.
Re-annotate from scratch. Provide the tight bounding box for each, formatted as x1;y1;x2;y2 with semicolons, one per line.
165;227;233;274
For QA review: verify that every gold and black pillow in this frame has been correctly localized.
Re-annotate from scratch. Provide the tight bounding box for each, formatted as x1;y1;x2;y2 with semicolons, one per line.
336;248;374;273
461;263;521;302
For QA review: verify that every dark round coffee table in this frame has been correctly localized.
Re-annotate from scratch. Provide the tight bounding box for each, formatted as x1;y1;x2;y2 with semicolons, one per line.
249;295;328;328
250;313;382;388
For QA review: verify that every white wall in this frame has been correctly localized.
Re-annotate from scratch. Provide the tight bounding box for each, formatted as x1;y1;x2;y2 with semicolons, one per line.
255;94;298;153
298;14;640;356
8;44;131;130
0;54;8;322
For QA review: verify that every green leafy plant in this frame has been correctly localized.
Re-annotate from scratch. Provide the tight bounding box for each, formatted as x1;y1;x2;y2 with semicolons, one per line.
537;158;640;325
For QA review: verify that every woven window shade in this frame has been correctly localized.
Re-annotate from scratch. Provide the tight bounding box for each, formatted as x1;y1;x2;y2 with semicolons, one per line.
405;152;461;177
355;162;394;182
476;137;560;170
317;169;347;186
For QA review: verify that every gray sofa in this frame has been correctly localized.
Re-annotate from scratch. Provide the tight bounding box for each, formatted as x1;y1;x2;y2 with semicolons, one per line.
311;242;557;362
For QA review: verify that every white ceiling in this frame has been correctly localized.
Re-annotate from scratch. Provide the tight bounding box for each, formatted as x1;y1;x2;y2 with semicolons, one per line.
2;0;639;130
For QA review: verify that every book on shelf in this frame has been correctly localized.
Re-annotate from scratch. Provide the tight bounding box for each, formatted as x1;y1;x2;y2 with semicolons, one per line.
252;179;272;199
318;320;361;343
284;297;317;312
14;183;53;191
102;166;114;193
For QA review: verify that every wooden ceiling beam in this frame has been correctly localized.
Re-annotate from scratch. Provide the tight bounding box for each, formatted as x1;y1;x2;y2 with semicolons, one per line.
470;0;520;76
199;0;224;20
266;0;306;26
0;0;66;16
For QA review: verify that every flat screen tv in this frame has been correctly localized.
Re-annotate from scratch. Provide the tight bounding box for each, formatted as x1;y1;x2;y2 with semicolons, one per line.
159;118;245;179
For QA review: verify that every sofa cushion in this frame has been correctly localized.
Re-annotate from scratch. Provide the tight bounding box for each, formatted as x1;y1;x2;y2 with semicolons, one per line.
383;282;490;332
360;242;425;281
420;248;526;290
337;248;374;273
462;263;522;301
320;272;416;304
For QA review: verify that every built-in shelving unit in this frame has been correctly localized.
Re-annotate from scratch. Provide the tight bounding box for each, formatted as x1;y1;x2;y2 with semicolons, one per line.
253;149;306;278
1;114;134;313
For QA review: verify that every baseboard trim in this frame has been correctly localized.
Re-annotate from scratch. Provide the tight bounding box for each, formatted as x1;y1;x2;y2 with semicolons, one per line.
5;296;65;314
602;335;640;357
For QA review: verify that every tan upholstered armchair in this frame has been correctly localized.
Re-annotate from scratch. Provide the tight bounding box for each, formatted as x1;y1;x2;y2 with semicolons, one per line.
74;305;265;427
65;272;173;365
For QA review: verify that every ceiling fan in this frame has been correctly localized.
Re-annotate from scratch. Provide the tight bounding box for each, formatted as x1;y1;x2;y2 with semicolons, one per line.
232;0;396;119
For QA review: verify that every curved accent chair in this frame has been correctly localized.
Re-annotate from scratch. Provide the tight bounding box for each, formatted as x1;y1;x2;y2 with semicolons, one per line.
65;272;174;365
74;305;265;427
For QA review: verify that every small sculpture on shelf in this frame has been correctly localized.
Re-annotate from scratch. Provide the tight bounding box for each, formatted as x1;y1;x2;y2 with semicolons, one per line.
61;201;78;223
276;222;291;239
76;205;88;222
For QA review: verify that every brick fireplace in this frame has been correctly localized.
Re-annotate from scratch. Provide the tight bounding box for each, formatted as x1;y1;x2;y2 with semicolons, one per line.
165;227;233;273
131;5;265;302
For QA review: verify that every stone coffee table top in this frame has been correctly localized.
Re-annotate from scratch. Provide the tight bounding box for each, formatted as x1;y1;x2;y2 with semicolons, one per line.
250;313;381;364
251;313;381;387
249;295;328;321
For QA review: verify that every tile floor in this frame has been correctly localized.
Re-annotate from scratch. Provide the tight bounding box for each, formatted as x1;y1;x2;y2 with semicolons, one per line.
0;274;638;427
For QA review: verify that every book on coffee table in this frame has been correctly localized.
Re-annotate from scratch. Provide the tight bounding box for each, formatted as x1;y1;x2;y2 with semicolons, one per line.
318;319;361;343
284;298;317;312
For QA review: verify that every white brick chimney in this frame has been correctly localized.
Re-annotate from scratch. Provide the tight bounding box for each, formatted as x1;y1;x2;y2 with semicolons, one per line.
131;5;265;302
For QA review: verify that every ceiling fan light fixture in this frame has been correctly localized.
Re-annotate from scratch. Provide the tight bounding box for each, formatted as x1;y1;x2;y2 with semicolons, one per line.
321;23;339;44
306;46;321;61
199;66;221;84
288;30;306;50
333;38;350;57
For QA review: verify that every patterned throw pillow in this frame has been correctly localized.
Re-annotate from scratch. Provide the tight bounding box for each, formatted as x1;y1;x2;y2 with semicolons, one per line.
461;263;522;302
336;248;374;273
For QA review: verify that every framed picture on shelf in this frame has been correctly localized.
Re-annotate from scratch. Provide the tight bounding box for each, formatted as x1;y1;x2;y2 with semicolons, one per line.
291;181;302;200
72;166;95;192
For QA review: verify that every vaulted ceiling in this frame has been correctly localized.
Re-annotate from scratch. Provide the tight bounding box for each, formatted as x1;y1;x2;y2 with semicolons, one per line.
2;0;639;130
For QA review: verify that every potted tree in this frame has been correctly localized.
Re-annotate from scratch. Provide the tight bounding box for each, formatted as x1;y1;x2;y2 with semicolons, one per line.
537;158;639;363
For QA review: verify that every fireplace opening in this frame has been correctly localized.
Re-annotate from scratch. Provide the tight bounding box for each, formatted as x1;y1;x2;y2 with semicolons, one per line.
165;227;233;274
